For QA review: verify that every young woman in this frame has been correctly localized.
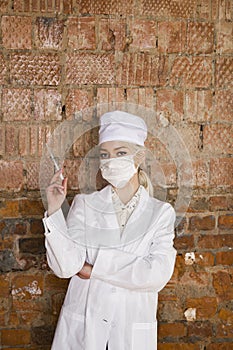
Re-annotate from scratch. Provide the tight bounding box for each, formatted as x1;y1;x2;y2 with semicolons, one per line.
42;110;177;350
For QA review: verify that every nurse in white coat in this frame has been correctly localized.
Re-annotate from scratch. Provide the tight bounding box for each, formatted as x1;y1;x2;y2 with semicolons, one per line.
42;110;177;350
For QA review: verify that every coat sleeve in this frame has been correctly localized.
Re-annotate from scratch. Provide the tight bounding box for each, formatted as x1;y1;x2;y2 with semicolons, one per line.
90;203;177;292
42;194;86;279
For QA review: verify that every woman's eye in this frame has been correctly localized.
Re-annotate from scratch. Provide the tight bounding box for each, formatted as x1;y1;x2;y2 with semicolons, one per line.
100;153;109;159
117;151;127;157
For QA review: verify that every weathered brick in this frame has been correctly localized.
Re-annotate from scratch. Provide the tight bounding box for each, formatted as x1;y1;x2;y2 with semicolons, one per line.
45;274;69;292
10;53;61;86
98;18;126;51
209;196;228;211
216;21;233;54
35;17;64;49
0;275;10;297
187;22;214;53
0;125;5;156
5;125;18;156
13;0;68;13
185;90;213;122
66;53;115;84
203;124;233;155
19;199;44;217
174;235;195;250
2;88;32;121
126;87;155;109
0;0;8;11
188;196;209;212
29;219;44;235
212;270;233;301
31;326;55;346
67;17;96;50
158;345;199;350
158;322;186;338
216;251;233;266
197;234;232;249
218;214;233;229
140;0;196;18
210;158;233;186
78;0;134;15
0;161;24;191
214;90;233;122
34;89;62;120
187;321;213;337
215;58;233;88
0;53;8;84
186;297;218;319
156;89;184;122
158;21;186;53
117;53;169;86
129;19;157;51
1;329;31;346
216;322;233;338
1;16;32;49
218;307;233;324
18;237;45;254
0;200;19;218
170;57;212;88
195;252;215;267
66;89;94;120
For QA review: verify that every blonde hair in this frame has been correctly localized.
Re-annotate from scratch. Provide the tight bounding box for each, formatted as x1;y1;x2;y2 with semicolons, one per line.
127;142;154;197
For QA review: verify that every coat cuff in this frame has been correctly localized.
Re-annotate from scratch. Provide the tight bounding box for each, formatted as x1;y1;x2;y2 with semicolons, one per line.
42;208;67;236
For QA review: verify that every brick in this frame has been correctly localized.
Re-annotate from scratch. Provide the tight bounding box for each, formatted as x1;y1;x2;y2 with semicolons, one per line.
78;0;134;15
188;197;209;212
170;57;212;88
0;0;8;11
96;87;126;116
0;161;24;191
34;89;62;120
173;124;200;157
213;0;233;21
0;53;8;84
158;300;184;322
195;252;215;267
203;124;233;155
156;89;184;122
218;214;233;229
45;274;69;292
31;326;54;346
174;235;195;251
1;16;32;49
0;200;19;218
187;321;213;337
18;127;29;156
214;90;233;122
10;53;61;86
216;323;233;338
67;17;96;50
158;322;186;338
98;18;126;51
13;0;67;13
5;125;18;156
1;329;31;346
216;251;233;266
212;270;233;301
0;275;10;297
2;88;32;121
126;87;155;109
35;17;64;49
216;21;233;54
187;22;214;54
215;58;233;88
66;89;94;120
129;19;157;51
19;311;41;326
158;21;186;53
0;125;5;156
11;274;43;299
158;345;199;350
197;234;232;249
65;53;115;84
209;196;228;211
140;0;196;18
186;297;218;319
185;90;213;122
29;219;44;235
210;158;233;186
18;237;45;254
19;199;44;217
117;53;169;86
218;308;233;324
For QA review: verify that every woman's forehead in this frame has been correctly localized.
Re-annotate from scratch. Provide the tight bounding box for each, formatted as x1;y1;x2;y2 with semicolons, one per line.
99;140;133;150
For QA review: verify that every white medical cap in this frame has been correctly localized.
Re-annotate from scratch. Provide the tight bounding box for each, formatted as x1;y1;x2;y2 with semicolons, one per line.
98;110;147;146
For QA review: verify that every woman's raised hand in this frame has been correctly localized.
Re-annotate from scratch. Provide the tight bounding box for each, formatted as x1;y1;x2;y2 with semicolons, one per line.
46;169;68;216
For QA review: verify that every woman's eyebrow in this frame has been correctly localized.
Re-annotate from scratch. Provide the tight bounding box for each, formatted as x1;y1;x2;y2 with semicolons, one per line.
100;146;129;151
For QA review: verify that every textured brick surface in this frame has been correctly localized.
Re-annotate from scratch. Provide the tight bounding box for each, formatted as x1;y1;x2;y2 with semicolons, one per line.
66;89;94;119
0;53;8;84
129;19;157;51
214;90;233;122
98;18;126;51
140;0;197;18
158;21;186;53
67;17;96;50
78;0;134;15
2;89;32;121
1;16;32;49
34;89;62;120
216;21;233;53
65;53;115;84
185;90;213;122
117;53;169;86
10;53;61;86
203;124;233;155
186;22;214;54
0;161;23;191
170;57;212;87
156;89;184;122
215;58;233;88
35;17;64;49
210;158;233;186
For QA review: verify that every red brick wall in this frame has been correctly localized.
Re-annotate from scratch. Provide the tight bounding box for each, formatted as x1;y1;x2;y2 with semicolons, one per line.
0;0;232;349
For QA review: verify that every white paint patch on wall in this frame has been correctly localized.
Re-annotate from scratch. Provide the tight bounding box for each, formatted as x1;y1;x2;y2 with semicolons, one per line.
11;280;42;297
185;252;196;265
184;308;196;321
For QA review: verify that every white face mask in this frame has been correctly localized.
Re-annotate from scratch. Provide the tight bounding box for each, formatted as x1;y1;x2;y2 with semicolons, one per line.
99;153;138;188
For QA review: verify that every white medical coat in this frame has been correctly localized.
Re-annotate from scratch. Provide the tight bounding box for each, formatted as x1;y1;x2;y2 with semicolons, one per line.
42;184;177;350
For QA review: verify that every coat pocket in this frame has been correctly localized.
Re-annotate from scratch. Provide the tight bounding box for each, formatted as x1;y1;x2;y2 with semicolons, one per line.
131;321;157;350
